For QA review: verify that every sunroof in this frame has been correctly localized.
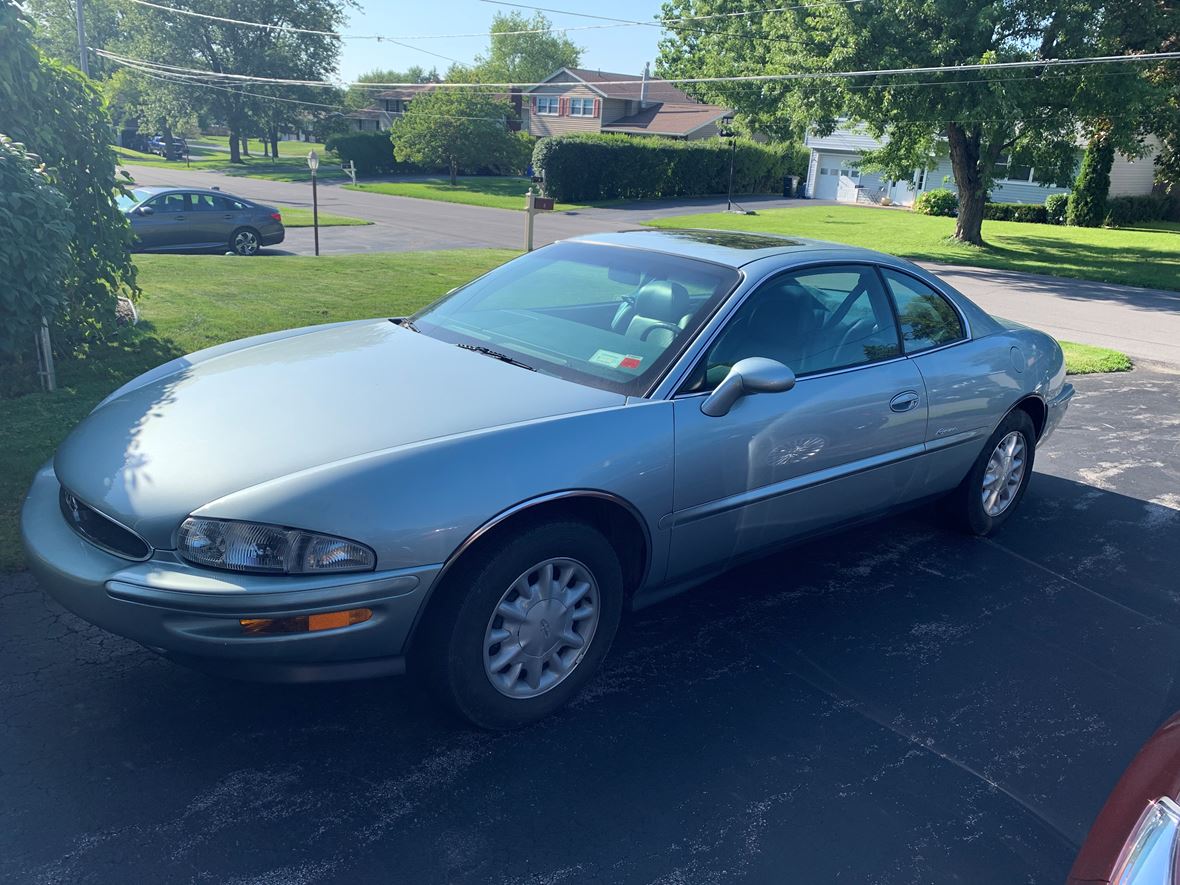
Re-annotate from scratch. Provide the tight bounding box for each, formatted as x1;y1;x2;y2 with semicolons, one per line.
649;229;804;250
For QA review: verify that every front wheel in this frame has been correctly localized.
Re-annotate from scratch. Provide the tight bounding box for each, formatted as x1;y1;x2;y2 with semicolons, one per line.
419;521;624;730
948;409;1037;536
230;227;261;256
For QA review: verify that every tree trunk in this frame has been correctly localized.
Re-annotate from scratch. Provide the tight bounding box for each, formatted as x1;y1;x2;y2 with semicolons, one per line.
270;129;279;163
240;136;250;157
946;122;987;246
229;126;241;163
449;158;458;186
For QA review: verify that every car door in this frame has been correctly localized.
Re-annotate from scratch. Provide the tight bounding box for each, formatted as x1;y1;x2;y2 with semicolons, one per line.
187;192;232;247
666;264;929;583
131;192;189;250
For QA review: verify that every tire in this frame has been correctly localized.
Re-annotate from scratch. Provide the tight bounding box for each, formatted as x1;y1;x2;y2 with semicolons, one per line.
948;409;1037;536
230;227;261;256
418;521;624;730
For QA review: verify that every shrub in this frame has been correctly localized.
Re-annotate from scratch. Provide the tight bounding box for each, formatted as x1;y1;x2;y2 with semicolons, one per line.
1045;193;1069;225
1067;137;1114;227
983;202;1048;223
325;131;395;175
531;134;808;203
913;188;958;216
1103;193;1171;227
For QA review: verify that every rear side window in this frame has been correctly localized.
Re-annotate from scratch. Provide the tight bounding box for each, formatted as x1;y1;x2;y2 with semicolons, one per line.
881;268;965;353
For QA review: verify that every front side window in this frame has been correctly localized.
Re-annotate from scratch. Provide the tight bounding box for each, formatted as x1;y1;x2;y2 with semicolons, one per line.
412;242;740;396
116;187;155;211
685;264;901;391
880;268;965;352
569;97;595;117
535;96;559;115
147;193;188;213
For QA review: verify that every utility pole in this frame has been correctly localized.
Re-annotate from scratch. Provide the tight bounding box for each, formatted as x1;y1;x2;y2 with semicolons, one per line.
74;0;89;76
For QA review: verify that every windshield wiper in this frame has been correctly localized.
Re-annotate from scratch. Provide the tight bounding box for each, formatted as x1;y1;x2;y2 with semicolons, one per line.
457;343;536;372
396;318;420;332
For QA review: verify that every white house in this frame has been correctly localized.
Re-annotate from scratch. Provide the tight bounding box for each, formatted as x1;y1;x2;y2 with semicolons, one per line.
804;126;1159;206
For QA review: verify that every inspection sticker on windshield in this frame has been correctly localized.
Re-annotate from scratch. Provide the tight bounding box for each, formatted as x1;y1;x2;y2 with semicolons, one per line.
589;349;643;370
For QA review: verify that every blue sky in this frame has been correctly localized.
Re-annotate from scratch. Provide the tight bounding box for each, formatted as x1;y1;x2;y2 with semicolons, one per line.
338;0;666;82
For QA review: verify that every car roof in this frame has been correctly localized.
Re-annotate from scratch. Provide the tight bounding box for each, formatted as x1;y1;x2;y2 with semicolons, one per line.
131;186;252;201
566;229;898;269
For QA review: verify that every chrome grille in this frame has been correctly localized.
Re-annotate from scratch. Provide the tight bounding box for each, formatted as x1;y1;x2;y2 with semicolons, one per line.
59;488;151;560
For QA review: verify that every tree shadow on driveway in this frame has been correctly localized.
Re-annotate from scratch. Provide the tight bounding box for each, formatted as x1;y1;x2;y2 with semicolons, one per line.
3;471;1179;885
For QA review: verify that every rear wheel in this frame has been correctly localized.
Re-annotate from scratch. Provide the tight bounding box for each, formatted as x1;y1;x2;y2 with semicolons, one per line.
230;227;261;256
418;521;623;730
947;410;1037;536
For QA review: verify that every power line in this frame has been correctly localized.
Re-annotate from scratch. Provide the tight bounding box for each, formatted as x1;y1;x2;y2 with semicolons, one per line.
481;0;869;27
94;48;1180;90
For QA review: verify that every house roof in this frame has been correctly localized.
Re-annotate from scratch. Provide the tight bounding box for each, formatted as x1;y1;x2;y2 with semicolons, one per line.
373;84;439;101
561;68;697;103
343;107;390;120
602;102;730;137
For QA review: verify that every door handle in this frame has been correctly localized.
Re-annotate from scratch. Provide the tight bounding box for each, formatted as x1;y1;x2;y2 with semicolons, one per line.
889;391;920;412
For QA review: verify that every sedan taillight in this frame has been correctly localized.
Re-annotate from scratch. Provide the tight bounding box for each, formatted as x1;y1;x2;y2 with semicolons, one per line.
270;212;282;223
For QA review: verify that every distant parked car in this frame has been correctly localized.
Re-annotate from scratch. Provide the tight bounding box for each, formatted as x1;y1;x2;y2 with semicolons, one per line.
147;135;187;160
117;186;285;255
1069;712;1180;884
22;230;1073;729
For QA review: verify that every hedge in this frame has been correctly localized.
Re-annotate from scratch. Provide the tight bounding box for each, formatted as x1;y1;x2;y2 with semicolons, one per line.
1104;193;1172;227
983;202;1048;223
1045;193;1069;225
532;133;809;203
324;131;395;175
912;188;957;216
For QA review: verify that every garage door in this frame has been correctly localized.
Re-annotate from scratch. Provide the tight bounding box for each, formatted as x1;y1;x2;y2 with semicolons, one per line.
812;162;840;200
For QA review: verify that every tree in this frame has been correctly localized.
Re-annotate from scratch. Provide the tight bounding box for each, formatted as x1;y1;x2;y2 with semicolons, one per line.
454;12;581;84
1;0;136;360
391;89;521;184
1067;136;1116;226
658;0;1168;245
345;66;438;110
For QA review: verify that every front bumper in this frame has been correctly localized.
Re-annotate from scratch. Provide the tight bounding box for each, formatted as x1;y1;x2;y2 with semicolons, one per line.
20;465;441;682
1041;381;1075;444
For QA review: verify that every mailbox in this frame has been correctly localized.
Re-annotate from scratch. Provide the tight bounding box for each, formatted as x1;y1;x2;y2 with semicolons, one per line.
533;196;554;211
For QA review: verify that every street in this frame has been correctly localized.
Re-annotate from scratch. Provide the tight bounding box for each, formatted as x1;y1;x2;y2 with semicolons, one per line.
125;164;1180;365
3;365;1179;884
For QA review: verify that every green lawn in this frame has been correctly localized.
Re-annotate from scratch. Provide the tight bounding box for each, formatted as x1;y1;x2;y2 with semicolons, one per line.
346;177;586;211
649;205;1180;291
1061;341;1134;375
115;142;348;183
0;250;516;573
278;206;371;228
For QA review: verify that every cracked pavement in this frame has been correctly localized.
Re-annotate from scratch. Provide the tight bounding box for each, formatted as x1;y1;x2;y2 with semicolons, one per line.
3;365;1179;884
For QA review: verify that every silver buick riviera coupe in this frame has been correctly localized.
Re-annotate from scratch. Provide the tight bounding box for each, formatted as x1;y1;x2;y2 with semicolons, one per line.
23;230;1073;729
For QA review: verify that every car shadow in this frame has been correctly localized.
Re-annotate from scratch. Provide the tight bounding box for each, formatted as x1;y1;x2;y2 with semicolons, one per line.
6;471;1180;883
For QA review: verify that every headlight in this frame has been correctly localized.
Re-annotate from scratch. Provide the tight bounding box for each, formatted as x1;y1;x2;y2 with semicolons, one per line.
177;517;376;575
1113;797;1180;885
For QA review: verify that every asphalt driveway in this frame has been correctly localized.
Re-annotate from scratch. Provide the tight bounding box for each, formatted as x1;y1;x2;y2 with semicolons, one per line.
2;365;1178;884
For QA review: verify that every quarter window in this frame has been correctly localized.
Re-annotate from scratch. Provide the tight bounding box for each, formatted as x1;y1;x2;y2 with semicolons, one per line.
535;96;559;115
880;268;965;352
688;264;901;390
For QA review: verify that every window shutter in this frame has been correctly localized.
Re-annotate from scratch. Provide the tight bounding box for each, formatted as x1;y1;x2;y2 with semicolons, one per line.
593;98;600;117
560;97;567;115
531;96;537;112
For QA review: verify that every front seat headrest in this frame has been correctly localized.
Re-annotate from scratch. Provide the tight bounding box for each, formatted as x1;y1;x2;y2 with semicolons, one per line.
633;281;690;323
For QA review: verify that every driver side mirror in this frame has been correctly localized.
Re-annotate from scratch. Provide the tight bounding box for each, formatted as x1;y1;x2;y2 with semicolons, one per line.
701;357;795;417
135;205;154;216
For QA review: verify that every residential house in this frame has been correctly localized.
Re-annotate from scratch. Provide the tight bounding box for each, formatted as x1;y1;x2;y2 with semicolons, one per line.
805;126;1158;206
345;85;523;132
523;66;731;140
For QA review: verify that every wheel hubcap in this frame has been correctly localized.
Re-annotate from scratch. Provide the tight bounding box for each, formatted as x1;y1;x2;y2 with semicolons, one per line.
981;431;1026;517
483;557;600;699
236;232;258;254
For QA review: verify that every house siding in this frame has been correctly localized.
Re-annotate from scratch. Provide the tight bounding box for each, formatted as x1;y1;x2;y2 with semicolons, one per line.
1109;151;1158;197
526;83;603;137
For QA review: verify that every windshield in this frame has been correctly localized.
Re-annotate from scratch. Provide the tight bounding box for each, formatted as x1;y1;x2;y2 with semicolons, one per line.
412;242;741;396
116;188;156;211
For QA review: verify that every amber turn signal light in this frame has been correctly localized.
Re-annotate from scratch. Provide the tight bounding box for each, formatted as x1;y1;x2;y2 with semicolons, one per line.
239;607;372;635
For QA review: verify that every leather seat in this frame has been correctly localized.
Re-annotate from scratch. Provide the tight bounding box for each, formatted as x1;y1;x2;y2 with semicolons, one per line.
613;281;691;348
710;284;822;375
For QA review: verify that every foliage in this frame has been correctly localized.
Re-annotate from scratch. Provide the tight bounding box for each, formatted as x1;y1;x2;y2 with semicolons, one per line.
983;202;1048;224
325;131;395;175
391;90;522;184
1045;193;1070;225
532;134;808;202
912;189;958;217
1060;341;1133;374
0;136;74;363
1;0;137;364
1103;194;1173;227
657;0;1170;246
451;12;581;84
1068;136;1115;227
648;205;1180;291
345;66;438;110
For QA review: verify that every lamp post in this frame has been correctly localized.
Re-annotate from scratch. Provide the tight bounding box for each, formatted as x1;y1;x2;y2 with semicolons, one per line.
307;149;320;256
720;114;736;212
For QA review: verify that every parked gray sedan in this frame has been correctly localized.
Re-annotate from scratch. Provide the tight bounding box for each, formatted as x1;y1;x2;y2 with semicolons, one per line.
22;230;1073;728
118;186;285;255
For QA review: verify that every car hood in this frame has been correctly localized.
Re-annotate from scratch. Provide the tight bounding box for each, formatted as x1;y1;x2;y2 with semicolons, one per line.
54;320;624;548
